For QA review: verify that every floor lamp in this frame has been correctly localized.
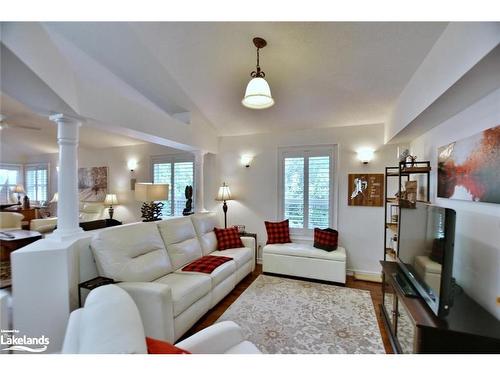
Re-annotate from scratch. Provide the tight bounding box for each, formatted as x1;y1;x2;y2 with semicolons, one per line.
216;182;232;228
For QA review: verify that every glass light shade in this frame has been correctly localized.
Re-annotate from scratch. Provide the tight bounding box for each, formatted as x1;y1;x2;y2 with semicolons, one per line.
216;183;232;201
13;184;25;194
242;77;275;109
50;192;58;203
127;159;138;170
104;193;118;206
135;183;169;202
357;149;375;164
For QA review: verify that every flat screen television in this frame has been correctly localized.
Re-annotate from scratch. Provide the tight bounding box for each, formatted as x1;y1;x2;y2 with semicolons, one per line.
397;202;456;317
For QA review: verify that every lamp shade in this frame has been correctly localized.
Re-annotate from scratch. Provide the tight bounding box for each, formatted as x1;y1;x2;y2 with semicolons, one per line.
104;193;118;206
215;182;232;201
13;184;25;194
50;192;58;203
135;183;169;202
242;77;275;109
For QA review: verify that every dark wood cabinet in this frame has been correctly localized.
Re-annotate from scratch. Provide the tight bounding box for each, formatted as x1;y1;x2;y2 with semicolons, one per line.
380;261;500;353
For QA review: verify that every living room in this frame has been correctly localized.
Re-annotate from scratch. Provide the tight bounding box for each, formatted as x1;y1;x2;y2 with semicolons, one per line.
1;1;499;373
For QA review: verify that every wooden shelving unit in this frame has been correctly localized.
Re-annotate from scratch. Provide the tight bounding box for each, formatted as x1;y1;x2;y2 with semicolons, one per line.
383;160;431;262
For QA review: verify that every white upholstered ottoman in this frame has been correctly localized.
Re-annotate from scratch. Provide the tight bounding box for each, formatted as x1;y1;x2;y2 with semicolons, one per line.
262;243;347;284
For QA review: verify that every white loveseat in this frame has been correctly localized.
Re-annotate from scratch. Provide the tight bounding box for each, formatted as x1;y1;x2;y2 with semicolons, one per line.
263;242;347;284
62;284;260;354
89;212;255;343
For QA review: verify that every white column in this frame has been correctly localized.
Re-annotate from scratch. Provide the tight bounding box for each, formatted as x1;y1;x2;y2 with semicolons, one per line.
193;150;207;213
49;114;84;240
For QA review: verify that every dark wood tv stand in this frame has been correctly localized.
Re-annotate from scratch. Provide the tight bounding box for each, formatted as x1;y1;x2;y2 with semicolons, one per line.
380;261;500;353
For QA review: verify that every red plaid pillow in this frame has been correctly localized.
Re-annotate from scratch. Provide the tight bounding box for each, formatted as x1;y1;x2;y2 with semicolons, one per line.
146;337;191;354
182;255;233;273
214;227;244;250
313;228;338;252
265;219;291;244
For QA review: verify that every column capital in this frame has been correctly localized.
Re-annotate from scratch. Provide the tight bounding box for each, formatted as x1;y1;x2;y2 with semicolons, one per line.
49;113;83;126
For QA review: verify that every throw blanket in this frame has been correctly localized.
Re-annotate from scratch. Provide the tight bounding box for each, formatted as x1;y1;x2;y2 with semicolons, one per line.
182;255;233;274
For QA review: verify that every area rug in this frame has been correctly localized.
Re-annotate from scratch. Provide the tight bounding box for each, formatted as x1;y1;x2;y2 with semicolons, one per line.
0;261;11;289
216;274;385;354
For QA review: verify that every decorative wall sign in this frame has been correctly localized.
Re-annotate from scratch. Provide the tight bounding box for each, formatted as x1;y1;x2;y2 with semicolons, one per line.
78;166;108;201
348;173;384;207
438;125;500;203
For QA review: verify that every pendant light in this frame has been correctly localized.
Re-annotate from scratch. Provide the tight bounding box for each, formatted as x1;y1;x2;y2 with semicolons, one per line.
242;37;275;110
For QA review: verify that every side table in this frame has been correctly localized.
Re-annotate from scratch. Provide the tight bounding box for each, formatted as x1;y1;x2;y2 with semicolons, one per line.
239;232;258;266
0;230;42;288
78;276;115;307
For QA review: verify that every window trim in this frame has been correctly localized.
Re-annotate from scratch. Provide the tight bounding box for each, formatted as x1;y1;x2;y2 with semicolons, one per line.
24;163;50;203
277;145;338;237
151;153;195;217
0;163;24;204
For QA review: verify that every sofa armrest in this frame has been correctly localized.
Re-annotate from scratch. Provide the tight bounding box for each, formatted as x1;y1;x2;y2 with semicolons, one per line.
240;236;255;251
118;282;175;342
176;321;245;353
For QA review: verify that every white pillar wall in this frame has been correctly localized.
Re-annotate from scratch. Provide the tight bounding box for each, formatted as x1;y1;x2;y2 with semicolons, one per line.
49;114;84;240
193;150;207;213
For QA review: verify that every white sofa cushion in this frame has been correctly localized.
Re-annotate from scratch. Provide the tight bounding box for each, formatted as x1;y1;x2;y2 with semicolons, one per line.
211;247;253;268
157;217;203;270
263;243;346;261
176;259;237;288
91;222;173;282
191;213;219;255
154;272;211;317
66;285;148;354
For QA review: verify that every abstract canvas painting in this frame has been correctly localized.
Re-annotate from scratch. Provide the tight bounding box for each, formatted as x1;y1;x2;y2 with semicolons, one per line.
78;166;108;201
438;125;500;203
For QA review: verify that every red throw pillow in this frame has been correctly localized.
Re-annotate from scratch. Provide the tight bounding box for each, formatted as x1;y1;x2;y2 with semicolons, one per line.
265;219;291;244
145;337;191;354
313;228;338;252
214;227;244;250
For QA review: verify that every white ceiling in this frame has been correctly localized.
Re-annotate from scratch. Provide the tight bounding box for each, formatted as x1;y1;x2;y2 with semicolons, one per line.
46;22;448;136
0;94;145;156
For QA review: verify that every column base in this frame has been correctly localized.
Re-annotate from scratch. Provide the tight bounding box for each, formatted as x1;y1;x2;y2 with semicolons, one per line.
48;227;85;242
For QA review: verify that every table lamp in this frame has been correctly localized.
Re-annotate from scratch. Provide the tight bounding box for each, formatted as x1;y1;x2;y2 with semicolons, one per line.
135;183;169;222
13;184;25;204
104;193;118;220
215;182;232;228
50;192;58;203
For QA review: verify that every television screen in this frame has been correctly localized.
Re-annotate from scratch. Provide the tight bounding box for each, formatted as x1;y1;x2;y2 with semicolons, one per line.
398;202;456;316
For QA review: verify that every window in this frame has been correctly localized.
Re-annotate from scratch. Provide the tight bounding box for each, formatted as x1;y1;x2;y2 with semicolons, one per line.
0;164;22;203
152;155;194;217
25;164;49;204
278;146;336;234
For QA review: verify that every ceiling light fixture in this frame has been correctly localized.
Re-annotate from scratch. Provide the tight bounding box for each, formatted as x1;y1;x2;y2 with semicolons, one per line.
242;37;275;110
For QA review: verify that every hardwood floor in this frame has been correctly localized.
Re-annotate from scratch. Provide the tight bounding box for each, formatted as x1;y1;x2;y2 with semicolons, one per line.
181;264;393;353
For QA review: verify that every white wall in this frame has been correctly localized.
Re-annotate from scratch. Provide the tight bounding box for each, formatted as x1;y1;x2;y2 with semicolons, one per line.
26;142;190;223
410;88;500;319
208;124;399;275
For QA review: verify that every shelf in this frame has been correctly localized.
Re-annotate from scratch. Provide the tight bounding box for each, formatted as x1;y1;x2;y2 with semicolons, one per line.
401;166;431;174
386;223;398;231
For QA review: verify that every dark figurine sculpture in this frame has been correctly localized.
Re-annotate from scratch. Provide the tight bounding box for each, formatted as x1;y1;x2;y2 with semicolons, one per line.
183;185;193;216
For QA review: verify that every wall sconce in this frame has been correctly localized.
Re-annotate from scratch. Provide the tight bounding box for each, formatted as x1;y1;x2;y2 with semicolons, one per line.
240;154;254;168
357;149;374;164
128;159;138;190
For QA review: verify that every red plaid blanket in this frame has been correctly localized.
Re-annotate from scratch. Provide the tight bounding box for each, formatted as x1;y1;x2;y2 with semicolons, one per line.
182;255;233;274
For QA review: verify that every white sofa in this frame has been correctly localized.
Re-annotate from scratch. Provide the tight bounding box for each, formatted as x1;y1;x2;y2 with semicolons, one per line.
62;284;260;354
263;242;347;284
0;212;24;230
89;212;255;343
30;202;106;233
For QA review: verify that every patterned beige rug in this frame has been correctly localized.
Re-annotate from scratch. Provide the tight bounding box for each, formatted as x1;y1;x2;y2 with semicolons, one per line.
216;274;385;354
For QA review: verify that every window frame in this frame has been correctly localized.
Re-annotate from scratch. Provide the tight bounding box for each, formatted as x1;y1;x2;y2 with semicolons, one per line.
277;145;338;237
24;163;50;203
0;163;24;204
151;153;195;217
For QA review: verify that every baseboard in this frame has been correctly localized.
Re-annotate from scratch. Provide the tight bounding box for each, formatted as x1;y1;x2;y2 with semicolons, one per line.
351;270;382;283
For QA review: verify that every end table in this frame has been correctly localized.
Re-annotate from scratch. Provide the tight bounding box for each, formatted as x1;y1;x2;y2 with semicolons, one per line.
78;276;115;307
239;232;257;266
